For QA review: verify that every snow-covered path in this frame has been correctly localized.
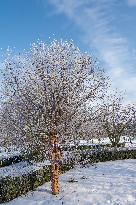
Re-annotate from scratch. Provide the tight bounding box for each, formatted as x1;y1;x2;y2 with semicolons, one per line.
4;159;136;205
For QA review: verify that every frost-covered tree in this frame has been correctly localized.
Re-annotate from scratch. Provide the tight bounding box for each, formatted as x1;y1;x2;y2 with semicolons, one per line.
0;40;107;194
98;92;136;147
76;105;106;142
123;120;136;143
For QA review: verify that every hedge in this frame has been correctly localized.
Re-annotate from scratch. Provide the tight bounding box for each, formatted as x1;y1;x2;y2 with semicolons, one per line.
0;155;23;168
0;162;74;203
80;148;136;164
62;142;125;151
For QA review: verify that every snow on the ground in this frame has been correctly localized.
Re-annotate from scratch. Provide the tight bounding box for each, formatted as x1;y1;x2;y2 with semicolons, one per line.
4;159;136;205
71;136;136;148
125;142;136;148
0;160;51;178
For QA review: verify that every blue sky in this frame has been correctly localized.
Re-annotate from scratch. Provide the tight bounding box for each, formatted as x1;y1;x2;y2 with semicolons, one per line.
0;0;136;103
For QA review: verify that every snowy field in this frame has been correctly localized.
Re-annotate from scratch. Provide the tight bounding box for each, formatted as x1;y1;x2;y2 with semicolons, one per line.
4;159;136;205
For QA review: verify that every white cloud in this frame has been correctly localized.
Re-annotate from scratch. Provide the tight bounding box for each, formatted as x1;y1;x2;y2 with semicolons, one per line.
47;0;136;103
127;0;136;6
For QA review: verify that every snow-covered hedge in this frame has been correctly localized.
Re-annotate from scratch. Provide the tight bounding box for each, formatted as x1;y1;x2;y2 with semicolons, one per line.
0;166;51;203
0;154;23;168
0;162;73;203
80;148;136;164
62;142;125;151
0;147;24;168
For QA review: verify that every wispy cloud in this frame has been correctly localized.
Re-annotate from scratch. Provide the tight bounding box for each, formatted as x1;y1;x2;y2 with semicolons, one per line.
127;0;136;6
46;0;136;103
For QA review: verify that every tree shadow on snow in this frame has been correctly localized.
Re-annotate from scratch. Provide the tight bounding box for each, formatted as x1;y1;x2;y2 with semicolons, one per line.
38;188;52;194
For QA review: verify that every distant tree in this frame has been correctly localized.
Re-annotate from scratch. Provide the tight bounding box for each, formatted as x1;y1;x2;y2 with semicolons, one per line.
0;40;107;194
98;92;136;147
124;121;136;143
77;105;106;142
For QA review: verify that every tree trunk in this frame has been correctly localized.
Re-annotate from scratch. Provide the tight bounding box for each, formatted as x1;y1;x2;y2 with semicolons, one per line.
50;132;61;195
